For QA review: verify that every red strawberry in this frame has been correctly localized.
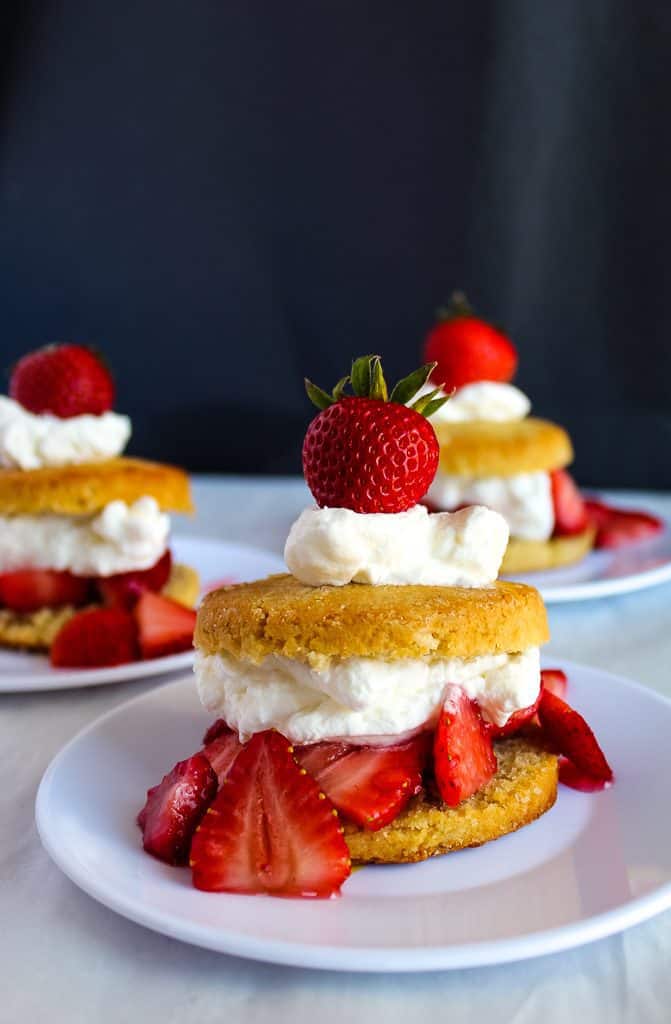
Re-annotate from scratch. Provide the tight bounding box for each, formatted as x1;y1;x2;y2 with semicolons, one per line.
485;691;542;739
97;550;173;609
0;568;90;613
134;591;196;660
584;499;663;549
423;292;518;391
537;688;613;783
50;607;138;667
202;727;244;787
202;718;231;745
295;734;428;831
190;731;351;898
541;668;568;700
10;343;115;418
137;754;218;865
551;469;589;536
302;356;446;514
434;685;497;806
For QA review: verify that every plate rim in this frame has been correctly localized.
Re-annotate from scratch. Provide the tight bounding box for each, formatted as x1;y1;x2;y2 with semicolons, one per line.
0;536;284;693
35;658;671;972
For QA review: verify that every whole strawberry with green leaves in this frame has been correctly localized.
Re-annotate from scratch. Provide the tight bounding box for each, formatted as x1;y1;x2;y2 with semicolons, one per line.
302;355;448;514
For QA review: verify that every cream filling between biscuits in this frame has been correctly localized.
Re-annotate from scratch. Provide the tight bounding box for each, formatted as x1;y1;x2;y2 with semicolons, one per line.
0;496;170;576
427;471;555;542
195;647;541;744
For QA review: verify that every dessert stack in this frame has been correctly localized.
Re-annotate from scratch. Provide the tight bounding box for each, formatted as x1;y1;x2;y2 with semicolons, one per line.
0;344;198;667
137;356;612;898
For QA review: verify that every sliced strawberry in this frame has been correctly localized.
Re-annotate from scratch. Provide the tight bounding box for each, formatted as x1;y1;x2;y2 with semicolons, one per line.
541;668;568;700
0;568;91;613
190;730;351;897
434;685;497;806
295;733;428;831
202;728;244;787
134;591;196;660
538;688;613;783
485;690;542;739
584;499;663;549
551;470;589;536
202;718;231;745
97;550;173;609
137;753;218;865
50;607;138;667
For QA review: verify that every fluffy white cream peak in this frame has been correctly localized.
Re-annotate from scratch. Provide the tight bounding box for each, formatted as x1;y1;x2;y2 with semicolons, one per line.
284;503;509;587
417;380;531;424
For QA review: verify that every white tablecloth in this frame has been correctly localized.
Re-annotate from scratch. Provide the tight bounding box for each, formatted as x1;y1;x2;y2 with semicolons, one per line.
2;477;670;1024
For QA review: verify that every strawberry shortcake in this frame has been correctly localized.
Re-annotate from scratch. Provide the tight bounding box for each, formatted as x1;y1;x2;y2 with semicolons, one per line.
422;293;662;572
0;344;198;667
137;356;612;898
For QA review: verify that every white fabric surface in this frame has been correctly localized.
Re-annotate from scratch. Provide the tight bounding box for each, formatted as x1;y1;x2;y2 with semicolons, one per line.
2;476;670;1023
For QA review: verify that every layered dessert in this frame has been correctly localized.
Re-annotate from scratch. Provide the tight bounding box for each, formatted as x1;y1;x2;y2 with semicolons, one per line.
137;356;612;897
422;293;662;571
0;344;198;667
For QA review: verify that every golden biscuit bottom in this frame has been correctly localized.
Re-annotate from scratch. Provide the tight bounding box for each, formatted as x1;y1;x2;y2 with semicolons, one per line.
501;527;596;575
344;734;558;864
0;562;200;651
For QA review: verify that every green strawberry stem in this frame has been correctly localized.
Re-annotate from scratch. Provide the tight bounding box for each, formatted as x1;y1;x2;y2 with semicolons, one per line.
436;290;473;322
305;355;450;419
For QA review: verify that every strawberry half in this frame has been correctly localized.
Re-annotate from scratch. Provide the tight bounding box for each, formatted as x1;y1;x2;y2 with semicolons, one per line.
295;734;428;831
97;550;173;609
434;685;497;806
190;730;351;898
584;499;663;549
202;718;231;745
50;607;138;667
541;668;568;700
302;355;447;514
485;691;542;740
10;343;115;417
551;469;589;536
137;754;218;865
201;726;244;787
537;688;613;783
0;568;91;613
422;291;518;391
134;591;196;659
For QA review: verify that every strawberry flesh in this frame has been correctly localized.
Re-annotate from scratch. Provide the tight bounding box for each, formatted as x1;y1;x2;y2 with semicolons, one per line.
50;607;138;667
538;688;613;783
202;718;231;745
97;550;173;609
541;668;568;700
434;685;497;806
0;568;91;612
134;591;196;659
10;343;115;417
138;753;218;865
190;730;351;897
551;470;589;536
295;734;428;831
485;691;542;739
584;499;663;549
202;728;244;787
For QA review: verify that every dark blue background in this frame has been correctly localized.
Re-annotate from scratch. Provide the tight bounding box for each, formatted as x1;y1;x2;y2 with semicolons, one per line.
1;1;670;484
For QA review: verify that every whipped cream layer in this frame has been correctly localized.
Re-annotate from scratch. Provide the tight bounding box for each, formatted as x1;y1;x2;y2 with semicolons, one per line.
417;381;531;424
196;647;541;743
428;471;554;542
0;396;131;470
284;504;509;587
0;497;169;576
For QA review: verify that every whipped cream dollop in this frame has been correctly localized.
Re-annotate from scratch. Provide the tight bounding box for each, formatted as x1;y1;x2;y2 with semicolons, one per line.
284;504;509;587
0;497;169;576
427;471;554;542
416;381;531;424
0;396;131;470
195;647;541;743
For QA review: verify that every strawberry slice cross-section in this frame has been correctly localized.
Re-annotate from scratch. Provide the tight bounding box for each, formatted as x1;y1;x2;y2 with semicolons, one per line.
190;730;351;898
537;688;613;784
434;685;497;806
137;753;218;865
294;734;428;831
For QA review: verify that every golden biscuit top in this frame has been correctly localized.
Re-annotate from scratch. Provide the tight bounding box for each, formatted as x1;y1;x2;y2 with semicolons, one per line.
0;457;193;516
434;417;573;477
195;572;549;664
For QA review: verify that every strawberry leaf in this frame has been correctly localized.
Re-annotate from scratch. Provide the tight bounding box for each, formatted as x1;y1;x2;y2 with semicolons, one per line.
331;375;350;402
305;378;335;410
389;362;437;405
351;355;376;397
368;357;388;401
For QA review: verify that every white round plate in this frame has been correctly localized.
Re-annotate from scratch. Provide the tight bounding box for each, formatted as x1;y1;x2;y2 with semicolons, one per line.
36;660;671;971
0;537;284;693
505;514;671;604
